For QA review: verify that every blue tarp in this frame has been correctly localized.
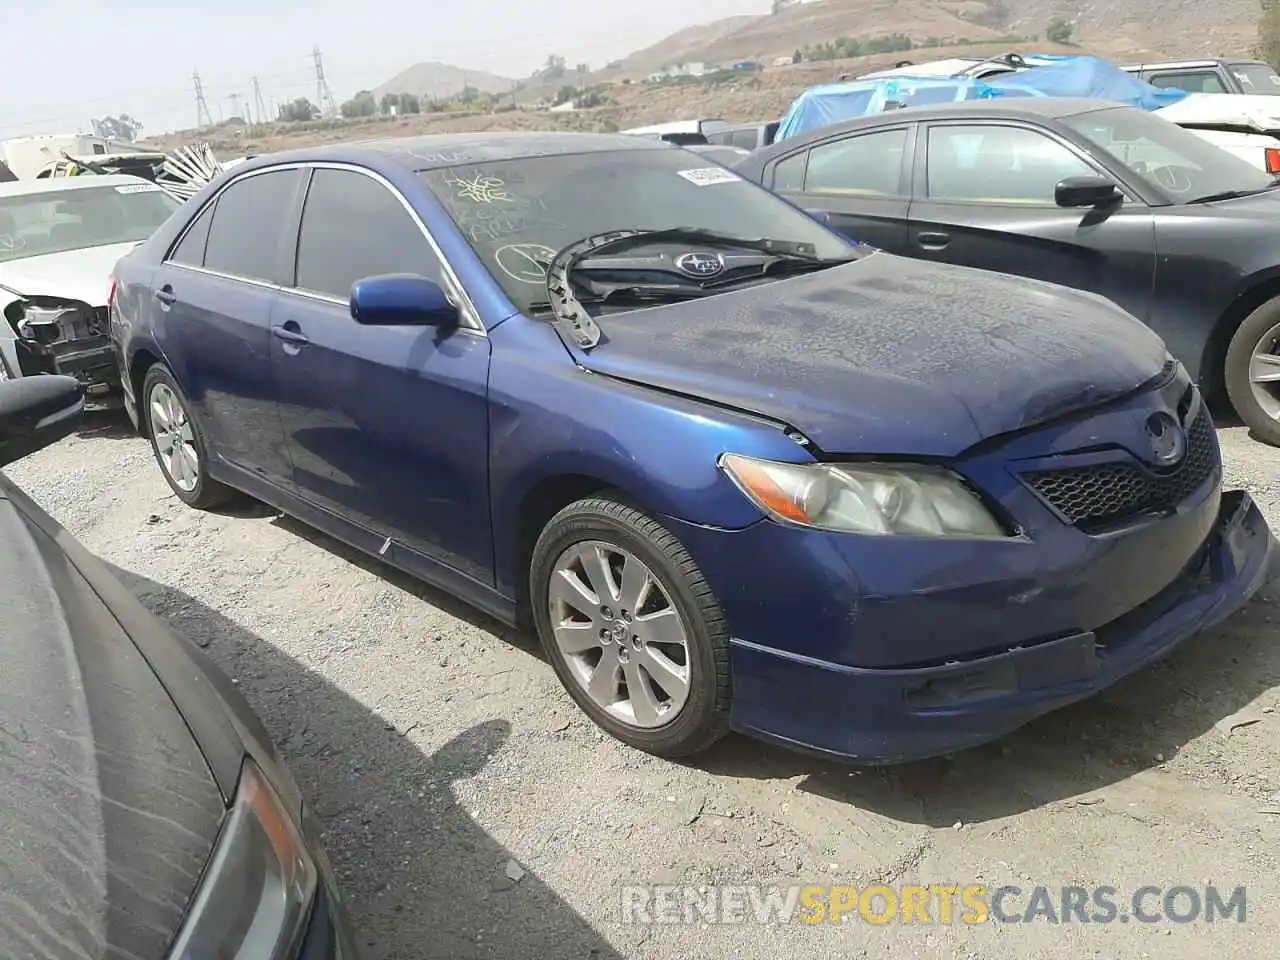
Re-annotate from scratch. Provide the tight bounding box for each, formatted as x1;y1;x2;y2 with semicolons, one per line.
774;55;1190;141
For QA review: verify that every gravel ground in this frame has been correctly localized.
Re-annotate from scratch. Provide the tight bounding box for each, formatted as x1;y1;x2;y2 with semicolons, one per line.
6;411;1280;960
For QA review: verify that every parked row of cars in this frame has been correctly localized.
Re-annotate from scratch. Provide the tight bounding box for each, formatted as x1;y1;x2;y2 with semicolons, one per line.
4;70;1280;956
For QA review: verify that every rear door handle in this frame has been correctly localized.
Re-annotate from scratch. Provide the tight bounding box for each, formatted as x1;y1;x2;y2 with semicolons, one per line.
271;324;309;345
154;286;176;305
917;231;951;250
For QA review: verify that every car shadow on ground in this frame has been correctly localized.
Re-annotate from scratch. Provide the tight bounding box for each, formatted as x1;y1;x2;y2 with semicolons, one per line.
107;563;622;960
76;407;137;440
206;495;1280;829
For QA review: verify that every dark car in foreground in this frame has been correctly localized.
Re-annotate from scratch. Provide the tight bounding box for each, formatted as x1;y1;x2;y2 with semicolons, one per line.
111;132;1274;764
0;376;358;958
734;98;1280;445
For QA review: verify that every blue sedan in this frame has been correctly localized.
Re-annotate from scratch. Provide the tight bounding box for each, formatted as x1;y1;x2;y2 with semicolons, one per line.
110;132;1275;763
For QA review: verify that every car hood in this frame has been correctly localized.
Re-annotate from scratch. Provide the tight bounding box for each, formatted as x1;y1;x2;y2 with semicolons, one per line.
574;253;1169;456
0;241;140;308
0;486;225;959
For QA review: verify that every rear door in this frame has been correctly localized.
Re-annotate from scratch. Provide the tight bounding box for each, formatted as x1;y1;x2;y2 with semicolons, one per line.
150;167;302;486
906;119;1157;321
767;125;914;253
270;165;494;583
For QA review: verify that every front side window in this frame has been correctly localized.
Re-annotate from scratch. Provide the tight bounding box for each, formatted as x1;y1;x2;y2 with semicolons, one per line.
419;148;858;317
0;182;179;264
169;202;215;267
803;129;909;196
1147;71;1227;94
294;168;442;301
1062;105;1278;203
926;124;1093;204
203;169;299;282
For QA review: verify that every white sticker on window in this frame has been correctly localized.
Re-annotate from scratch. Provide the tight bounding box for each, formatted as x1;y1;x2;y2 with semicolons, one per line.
114;183;162;194
677;167;741;186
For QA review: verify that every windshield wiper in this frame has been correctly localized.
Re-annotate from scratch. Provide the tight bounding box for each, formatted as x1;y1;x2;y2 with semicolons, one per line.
542;227;831;348
1186;186;1275;204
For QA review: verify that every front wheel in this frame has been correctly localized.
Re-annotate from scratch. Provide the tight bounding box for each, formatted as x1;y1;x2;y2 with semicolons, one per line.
141;364;234;509
529;495;732;758
1226;297;1280;447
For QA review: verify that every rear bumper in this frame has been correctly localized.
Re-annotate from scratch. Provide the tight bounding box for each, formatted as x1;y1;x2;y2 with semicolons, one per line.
715;490;1274;763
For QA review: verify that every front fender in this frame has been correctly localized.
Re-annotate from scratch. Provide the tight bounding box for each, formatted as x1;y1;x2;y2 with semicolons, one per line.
486;318;808;597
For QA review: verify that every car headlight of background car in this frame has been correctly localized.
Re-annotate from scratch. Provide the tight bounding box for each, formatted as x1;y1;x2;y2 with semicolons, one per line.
167;758;318;959
720;453;1011;537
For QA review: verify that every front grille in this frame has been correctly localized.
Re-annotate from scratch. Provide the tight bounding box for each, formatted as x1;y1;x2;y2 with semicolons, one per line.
1022;408;1218;529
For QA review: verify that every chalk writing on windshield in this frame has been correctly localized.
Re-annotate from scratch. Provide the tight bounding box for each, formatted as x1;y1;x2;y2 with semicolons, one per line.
447;171;513;204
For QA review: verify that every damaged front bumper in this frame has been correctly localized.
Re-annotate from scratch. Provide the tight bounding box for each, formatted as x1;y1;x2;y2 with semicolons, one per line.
3;292;120;399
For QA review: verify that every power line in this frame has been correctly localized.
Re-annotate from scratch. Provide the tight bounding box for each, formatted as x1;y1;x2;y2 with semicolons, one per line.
313;46;338;118
193;71;213;129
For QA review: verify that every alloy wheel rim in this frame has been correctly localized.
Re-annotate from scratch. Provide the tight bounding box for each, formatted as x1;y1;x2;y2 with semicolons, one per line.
149;383;200;492
547;540;692;729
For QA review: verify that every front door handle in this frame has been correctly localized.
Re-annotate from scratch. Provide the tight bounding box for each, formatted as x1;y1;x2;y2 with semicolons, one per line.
154;286;176;306
271;323;309;345
917;231;951;251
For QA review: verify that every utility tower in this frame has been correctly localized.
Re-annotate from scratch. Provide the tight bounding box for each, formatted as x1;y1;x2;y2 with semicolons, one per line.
252;76;268;125
193;71;214;128
312;46;338;118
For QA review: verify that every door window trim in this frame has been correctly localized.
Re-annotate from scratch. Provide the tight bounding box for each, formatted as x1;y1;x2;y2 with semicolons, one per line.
913;119;1139;207
162;160;486;333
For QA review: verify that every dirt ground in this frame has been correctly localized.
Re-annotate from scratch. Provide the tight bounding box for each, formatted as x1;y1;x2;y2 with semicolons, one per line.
6;413;1279;959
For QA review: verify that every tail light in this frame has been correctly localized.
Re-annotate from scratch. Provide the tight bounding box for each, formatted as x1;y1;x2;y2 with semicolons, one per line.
1265;146;1280;175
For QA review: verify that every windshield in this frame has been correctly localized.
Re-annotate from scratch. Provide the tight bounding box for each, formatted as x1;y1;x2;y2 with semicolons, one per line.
1061;106;1277;202
1231;62;1280;95
0;182;179;263
418;148;858;316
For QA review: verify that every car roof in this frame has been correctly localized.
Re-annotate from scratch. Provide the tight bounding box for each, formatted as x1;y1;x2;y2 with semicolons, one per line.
0;173;157;198
258;131;673;172
771;97;1122;140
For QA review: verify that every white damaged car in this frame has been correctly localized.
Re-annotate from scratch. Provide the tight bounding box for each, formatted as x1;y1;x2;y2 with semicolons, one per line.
0;175;178;397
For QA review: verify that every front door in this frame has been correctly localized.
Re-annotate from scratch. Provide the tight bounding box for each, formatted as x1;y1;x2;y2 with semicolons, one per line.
770;125;914;254
907;120;1158;322
150;167;303;486
270;166;494;583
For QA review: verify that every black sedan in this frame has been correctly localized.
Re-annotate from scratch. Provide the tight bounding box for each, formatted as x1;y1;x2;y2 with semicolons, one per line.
735;98;1280;444
0;376;358;958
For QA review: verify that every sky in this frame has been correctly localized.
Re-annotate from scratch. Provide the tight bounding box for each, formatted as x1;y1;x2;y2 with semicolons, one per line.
0;0;769;139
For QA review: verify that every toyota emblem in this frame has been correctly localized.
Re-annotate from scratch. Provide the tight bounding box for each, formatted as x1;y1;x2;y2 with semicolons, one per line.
1145;411;1187;467
675;252;725;278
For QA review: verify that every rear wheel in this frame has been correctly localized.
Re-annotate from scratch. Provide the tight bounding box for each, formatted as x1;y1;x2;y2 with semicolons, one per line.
141;364;234;509
529;495;732;758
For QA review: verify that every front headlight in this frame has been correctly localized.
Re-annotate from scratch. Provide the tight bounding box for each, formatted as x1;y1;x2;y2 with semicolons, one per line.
719;453;1011;538
167;758;318;959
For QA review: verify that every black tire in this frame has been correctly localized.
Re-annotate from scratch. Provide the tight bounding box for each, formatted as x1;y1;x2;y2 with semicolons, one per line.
1226;297;1280;447
529;495;732;758
141;364;235;509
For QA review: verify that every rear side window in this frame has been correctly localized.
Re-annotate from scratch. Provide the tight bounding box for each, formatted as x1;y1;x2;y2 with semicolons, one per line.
293;168;441;301
169;202;214;267
773;152;808;191
803;129;909;196
1146;71;1227;93
203;169;299;283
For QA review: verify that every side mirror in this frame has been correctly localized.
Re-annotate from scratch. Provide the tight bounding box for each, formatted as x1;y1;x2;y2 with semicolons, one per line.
0;375;85;467
1055;175;1123;208
349;274;459;327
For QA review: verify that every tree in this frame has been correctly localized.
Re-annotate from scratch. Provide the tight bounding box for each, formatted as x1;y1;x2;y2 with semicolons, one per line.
792;49;803;64
1046;17;1074;43
543;54;566;79
277;97;319;122
554;84;578;106
397;92;421;114
340;90;377;118
380;92;399;114
91;114;143;141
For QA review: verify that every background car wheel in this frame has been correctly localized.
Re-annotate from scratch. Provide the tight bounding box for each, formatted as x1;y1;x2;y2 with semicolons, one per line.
141;364;234;509
1226;297;1280;447
529;495;732;758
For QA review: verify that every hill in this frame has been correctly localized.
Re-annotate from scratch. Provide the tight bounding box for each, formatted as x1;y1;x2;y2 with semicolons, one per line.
372;61;516;103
